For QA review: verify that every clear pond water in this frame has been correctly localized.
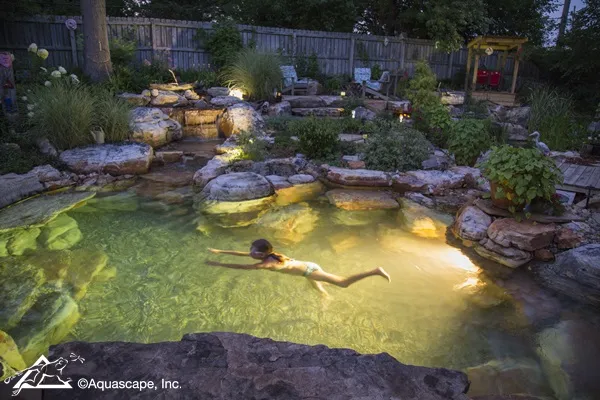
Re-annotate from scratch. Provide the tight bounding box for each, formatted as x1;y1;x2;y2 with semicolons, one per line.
7;188;598;398
66;197;544;370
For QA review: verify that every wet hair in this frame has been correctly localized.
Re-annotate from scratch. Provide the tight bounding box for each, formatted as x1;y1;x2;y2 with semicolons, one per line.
251;239;285;262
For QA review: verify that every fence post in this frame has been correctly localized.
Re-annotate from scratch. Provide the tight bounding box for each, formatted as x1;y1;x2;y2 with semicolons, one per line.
349;36;355;76
69;29;78;68
447;51;454;80
292;33;297;60
399;38;406;72
151;22;156;61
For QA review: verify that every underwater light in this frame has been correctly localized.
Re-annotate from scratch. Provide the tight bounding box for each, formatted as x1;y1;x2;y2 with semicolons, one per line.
444;248;479;273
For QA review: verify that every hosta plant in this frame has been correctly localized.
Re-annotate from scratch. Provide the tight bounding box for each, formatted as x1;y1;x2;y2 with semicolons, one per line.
478;145;563;213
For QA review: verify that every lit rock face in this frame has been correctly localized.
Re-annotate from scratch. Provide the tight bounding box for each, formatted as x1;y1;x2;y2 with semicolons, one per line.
325;166;391;187
44;332;471;400
193;172;275;227
59;143;154;176
326;189;400;211
218;102;266;137
452;205;492;242
130;107;182;148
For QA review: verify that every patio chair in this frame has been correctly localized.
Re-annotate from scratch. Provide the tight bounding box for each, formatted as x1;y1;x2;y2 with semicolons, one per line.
280;65;310;95
353;68;390;100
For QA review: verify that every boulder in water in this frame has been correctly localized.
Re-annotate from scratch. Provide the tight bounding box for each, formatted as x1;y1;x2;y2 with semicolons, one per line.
452;205;492;241
487;219;556;252
326;189;399;211
0;259;46;330
256;203;319;244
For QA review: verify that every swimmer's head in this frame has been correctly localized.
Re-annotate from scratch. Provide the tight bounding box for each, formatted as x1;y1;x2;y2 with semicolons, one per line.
250;239;273;260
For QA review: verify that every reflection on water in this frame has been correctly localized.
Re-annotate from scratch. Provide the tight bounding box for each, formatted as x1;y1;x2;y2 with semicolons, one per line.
66;200;529;372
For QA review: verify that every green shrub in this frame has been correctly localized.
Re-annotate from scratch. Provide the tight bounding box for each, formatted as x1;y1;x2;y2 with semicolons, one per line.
527;85;588;151
371;64;382;80
30;80;131;150
222;49;283;100
197;20;243;69
479;145;563;213
448;119;492;166
266;116;295;133
109;38;137;68
307;52;320;79
407;60;439;109
341;97;365;117
235;130;269;161
287;117;340;159
414;103;453;148
340;116;363;133
323;74;350;94
271;135;300;158
363;120;431;171
295;54;308;77
177;68;220;87
106;60;172;93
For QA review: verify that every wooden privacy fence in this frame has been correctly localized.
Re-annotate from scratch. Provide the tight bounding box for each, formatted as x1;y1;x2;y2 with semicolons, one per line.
0;15;539;83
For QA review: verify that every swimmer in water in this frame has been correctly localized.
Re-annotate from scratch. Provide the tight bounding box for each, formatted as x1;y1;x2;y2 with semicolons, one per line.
207;239;390;295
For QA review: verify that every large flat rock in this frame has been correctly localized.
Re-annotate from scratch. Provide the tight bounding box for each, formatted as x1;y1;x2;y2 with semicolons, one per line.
0;172;45;209
43;332;470;400
326;189;400;210
60;143;154;176
326;167;391;187
0;192;95;233
487;219;556;252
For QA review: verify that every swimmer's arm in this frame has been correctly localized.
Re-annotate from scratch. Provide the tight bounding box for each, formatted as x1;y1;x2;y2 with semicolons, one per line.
206;261;263;270
207;248;251;257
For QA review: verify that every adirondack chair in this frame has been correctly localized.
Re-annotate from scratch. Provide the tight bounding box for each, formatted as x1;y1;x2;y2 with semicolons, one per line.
353;68;390;100
280;65;310;95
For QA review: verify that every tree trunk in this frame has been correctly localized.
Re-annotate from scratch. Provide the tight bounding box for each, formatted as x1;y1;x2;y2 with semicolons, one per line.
81;0;112;82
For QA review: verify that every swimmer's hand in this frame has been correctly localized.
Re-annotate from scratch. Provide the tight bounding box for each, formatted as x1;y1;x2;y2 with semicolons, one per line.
207;248;221;254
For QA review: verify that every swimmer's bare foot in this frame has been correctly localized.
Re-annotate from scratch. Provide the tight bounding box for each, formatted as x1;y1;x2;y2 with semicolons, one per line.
375;267;391;282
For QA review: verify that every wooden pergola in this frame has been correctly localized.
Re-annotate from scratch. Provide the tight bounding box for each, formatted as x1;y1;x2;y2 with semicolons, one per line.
464;36;528;106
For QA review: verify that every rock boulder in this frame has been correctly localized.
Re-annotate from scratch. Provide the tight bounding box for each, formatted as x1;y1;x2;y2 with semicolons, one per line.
475;238;533;268
534;244;600;306
268;101;292;116
326;189;399;211
0;172;44;209
130;107;182;148
487;219;556;251
326;167;391;187
44;332;471;400
453;205;492;241
210;96;243;108
60;143;154;176
219;102;266;137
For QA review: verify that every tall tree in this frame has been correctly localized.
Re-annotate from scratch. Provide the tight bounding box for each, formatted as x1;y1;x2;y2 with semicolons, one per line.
486;0;557;45
81;0;112;82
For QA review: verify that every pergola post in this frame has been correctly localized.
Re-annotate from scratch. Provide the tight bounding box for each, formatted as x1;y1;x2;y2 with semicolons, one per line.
510;47;521;94
471;53;480;91
464;47;472;92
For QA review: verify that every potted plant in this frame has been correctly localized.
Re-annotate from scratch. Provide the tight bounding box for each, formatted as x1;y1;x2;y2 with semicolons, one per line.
478;145;563;213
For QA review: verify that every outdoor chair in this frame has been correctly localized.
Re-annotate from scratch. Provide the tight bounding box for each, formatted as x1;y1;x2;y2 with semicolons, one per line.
280;65;310;95
353;68;390;100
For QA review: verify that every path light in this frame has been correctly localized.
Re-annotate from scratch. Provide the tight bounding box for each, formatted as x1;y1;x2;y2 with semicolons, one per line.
352;110;356;119
399;114;404;122
340;91;346;97
230;88;244;99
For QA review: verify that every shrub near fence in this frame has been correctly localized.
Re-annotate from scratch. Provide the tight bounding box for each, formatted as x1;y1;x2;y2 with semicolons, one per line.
0;15;539;83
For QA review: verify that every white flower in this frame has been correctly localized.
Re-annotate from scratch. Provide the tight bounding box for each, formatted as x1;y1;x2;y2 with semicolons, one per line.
44;81;52;87
70;74;80;84
58;66;67;74
21;96;27;101
589;136;593;140
51;70;61;78
40;67;47;73
27;104;35;111
27;112;34;118
28;43;38;53
37;48;49;60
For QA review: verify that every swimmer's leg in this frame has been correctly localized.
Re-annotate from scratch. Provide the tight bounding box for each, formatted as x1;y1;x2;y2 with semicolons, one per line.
309;267;390;288
309;279;329;296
